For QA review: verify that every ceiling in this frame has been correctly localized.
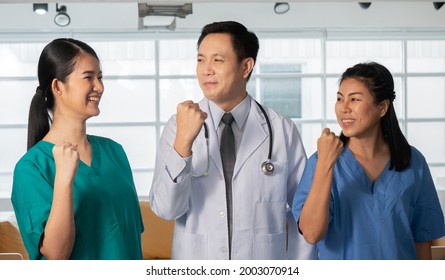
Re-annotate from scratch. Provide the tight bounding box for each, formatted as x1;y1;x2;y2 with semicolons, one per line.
0;0;437;5
0;1;444;34
0;0;432;2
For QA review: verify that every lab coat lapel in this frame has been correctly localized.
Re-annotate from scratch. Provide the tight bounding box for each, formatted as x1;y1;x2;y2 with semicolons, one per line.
233;100;268;178
199;99;224;176
208;119;224;176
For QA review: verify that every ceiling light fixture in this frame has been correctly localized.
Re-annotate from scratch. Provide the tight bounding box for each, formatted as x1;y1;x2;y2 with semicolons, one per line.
274;2;290;14
54;3;70;27
358;2;372;9
433;2;444;10
138;3;193;31
33;3;48;15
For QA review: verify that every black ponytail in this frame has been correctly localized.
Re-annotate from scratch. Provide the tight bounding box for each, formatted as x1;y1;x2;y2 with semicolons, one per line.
27;86;52;150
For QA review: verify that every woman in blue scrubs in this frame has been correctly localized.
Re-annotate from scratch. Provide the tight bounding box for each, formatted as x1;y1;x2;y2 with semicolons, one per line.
11;38;143;259
292;62;445;259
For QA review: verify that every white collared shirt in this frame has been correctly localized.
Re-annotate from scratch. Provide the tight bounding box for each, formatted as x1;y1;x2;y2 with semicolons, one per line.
208;94;251;154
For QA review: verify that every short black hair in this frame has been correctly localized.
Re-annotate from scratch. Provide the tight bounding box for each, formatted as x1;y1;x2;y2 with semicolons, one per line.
197;21;259;80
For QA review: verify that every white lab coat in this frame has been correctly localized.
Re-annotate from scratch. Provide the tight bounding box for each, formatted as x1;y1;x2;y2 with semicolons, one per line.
149;96;317;260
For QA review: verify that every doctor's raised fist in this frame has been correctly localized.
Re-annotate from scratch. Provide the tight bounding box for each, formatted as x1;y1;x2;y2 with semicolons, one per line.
174;100;208;157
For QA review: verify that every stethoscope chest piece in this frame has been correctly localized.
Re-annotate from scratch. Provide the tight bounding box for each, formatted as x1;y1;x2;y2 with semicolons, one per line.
261;161;274;176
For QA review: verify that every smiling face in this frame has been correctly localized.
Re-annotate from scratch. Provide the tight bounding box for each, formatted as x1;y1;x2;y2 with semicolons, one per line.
196;33;253;111
335;78;388;140
54;53;104;121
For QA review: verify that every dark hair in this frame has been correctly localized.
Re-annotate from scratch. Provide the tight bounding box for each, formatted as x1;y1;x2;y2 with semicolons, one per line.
27;38;99;150
339;61;411;171
197;21;259;80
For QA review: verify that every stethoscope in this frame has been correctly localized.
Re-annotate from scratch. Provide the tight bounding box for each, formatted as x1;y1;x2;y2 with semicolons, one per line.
191;100;274;177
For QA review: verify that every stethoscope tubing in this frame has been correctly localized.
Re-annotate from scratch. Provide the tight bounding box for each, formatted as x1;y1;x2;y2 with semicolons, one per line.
255;100;273;162
191;100;274;177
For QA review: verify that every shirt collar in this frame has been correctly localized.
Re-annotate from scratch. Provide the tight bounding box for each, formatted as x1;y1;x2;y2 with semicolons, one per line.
208;94;251;130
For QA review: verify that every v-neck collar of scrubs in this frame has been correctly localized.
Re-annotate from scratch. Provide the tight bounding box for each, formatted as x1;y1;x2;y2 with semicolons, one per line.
40;135;100;177
342;146;394;194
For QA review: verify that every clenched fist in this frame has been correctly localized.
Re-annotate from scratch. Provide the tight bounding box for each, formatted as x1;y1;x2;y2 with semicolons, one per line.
52;141;79;186
317;128;343;169
174;100;208;157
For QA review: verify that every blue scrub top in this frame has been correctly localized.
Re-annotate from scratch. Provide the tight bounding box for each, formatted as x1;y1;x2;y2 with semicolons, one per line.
12;135;143;260
292;146;445;259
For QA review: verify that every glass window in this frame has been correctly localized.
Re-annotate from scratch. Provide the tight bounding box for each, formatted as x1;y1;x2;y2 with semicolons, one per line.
132;171;153;198
0;173;13;198
159;39;197;75
431;167;445;188
326;41;403;74
407;77;445;118
0;173;14;213
300;78;323;120
249;76;323;120
0;43;44;77
258;64;302;118
159;78;202;122
258;38;322;74
91;41;156;76
0;80;36;125
407;122;445;163
325;77;340;121
299;123;323;156
407;40;445;73
0;128;27;172
87;126;157;170
88;79;157;123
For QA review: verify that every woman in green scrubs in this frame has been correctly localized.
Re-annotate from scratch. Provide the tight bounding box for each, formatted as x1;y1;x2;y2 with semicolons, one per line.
11;38;143;260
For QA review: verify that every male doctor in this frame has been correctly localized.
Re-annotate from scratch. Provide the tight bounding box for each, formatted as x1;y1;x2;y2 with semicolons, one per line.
149;21;316;260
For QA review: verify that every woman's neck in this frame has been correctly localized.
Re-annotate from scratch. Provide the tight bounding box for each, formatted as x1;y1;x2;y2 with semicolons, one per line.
347;133;390;183
347;135;388;160
43;118;88;148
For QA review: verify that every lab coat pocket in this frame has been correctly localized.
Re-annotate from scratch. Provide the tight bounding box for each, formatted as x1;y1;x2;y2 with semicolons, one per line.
253;201;287;259
255;201;286;234
253;232;287;260
254;161;288;202
172;231;208;260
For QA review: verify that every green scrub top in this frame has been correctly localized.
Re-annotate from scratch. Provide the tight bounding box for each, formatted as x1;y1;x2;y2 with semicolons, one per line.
11;135;144;260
